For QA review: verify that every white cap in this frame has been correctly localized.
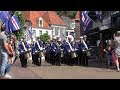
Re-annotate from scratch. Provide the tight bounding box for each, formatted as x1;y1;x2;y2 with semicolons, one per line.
80;36;83;39
58;38;61;41
117;31;120;34
53;36;57;39
83;35;87;37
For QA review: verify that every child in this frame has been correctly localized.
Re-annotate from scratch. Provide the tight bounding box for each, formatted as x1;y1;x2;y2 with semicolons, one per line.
104;43;114;68
7;39;15;64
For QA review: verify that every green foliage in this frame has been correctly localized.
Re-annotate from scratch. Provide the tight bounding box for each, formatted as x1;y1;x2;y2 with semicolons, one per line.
40;33;50;42
57;11;77;19
11;11;25;40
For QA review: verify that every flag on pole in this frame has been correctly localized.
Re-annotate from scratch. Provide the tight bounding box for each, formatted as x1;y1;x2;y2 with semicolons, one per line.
82;11;93;35
84;11;89;14
9;14;21;31
0;11;11;33
25;26;33;41
0;11;10;22
28;26;33;38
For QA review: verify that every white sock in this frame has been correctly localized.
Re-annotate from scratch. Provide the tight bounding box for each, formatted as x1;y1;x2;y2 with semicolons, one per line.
116;64;120;70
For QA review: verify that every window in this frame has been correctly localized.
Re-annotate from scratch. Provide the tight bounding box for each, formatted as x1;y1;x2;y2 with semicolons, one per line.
53;27;55;36
70;32;74;37
66;32;68;36
46;31;48;34
70;23;75;29
32;30;36;37
39;30;42;35
38;17;43;27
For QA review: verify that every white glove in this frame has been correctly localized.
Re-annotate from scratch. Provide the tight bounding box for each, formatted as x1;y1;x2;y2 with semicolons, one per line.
41;47;43;50
75;49;78;51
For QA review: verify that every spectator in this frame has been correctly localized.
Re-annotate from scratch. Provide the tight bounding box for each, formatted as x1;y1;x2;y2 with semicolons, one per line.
0;23;13;79
104;43;114;68
113;31;120;72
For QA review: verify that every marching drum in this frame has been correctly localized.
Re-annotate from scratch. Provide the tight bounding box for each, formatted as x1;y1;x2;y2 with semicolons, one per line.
38;51;44;57
86;50;91;56
71;51;78;58
24;49;32;59
40;51;45;61
24;52;31;59
61;50;63;57
82;49;91;56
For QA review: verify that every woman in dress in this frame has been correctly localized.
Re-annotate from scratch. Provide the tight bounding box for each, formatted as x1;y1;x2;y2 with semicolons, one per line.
113;31;120;72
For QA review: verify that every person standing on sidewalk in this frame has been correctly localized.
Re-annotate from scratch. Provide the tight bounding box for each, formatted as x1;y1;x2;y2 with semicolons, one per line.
0;24;13;79
104;43;114;68
113;31;120;72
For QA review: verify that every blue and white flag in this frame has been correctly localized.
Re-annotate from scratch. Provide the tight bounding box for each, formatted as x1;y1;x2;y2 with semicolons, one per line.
82;11;93;35
0;11;10;22
25;26;33;41
9;14;21;31
28;26;33;38
84;11;89;14
0;11;11;33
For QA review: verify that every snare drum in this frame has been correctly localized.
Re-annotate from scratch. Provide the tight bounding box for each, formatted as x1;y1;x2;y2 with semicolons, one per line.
24;53;30;59
71;51;78;58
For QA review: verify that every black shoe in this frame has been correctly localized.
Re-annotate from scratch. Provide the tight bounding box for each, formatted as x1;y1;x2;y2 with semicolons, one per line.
58;64;61;66
22;65;27;68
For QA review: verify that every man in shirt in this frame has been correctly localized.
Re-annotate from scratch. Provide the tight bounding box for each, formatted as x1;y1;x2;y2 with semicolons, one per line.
0;23;13;79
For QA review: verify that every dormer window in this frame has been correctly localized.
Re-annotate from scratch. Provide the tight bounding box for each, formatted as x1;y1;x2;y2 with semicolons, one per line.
38;17;43;27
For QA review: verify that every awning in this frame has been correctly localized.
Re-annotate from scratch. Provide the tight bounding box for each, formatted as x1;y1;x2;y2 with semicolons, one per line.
99;25;109;30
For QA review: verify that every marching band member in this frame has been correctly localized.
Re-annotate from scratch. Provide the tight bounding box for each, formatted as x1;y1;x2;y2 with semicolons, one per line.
82;35;90;67
72;40;79;65
34;38;41;66
18;37;31;68
50;37;59;66
61;39;71;65
55;37;61;66
32;40;38;66
34;38;44;66
77;36;84;66
44;41;51;63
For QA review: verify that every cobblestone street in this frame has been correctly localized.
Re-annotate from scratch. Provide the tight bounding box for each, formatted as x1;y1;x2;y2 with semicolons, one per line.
9;58;120;79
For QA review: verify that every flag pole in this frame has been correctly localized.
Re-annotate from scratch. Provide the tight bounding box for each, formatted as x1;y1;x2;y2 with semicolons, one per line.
8;11;12;37
80;11;84;36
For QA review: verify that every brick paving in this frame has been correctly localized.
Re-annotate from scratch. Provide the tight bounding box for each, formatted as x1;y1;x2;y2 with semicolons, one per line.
9;58;120;79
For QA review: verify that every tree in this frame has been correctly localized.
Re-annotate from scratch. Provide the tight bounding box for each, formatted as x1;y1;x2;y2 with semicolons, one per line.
57;11;77;19
11;11;25;40
40;33;50;42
